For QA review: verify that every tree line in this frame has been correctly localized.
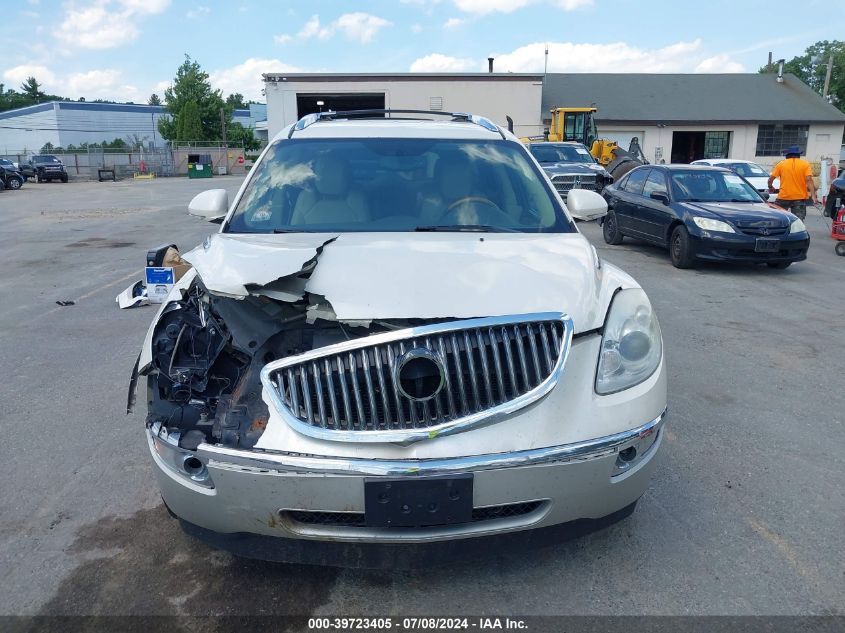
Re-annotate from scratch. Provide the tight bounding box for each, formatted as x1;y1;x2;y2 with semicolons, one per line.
760;40;844;111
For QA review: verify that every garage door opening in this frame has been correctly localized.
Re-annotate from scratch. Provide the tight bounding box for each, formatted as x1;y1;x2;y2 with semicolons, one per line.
671;131;731;163
296;93;385;118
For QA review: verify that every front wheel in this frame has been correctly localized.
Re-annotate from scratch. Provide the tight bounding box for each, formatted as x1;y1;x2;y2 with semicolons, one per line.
36;173;43;183
835;242;845;256
670;225;696;269
767;261;792;269
61;175;68;183
602;210;624;245
7;176;22;190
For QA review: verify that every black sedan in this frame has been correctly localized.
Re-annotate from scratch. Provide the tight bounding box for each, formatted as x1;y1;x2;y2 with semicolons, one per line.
601;164;810;269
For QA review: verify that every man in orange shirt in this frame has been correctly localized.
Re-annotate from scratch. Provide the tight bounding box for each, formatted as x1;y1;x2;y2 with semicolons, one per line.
768;145;817;220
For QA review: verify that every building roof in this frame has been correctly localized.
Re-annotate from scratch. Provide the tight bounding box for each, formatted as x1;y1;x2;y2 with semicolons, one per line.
0;101;254;121
541;73;845;124
263;72;543;83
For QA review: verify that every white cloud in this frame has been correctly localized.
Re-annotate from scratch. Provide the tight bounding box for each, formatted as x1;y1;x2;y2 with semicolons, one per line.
186;5;210;19
2;64;140;101
453;0;591;13
3;64;57;87
298;14;322;38
210;58;302;101
443;17;465;28
695;54;745;73
292;12;392;43
489;39;708;73
55;0;171;50
411;23;423;33
274;34;293;44
410;53;475;72
154;80;171;93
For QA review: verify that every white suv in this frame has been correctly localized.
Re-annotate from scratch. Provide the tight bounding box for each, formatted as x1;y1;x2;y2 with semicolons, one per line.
133;110;667;564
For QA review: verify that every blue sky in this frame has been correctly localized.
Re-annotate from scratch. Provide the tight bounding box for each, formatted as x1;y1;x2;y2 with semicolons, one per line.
2;0;842;104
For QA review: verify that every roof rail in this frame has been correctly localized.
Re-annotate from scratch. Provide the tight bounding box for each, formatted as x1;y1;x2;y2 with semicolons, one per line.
287;109;505;139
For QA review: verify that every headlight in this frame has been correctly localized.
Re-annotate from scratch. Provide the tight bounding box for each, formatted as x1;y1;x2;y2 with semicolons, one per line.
789;218;807;234
596;289;662;395
692;217;735;233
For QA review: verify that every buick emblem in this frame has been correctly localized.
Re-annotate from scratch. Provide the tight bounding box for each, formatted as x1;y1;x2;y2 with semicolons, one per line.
395;348;446;402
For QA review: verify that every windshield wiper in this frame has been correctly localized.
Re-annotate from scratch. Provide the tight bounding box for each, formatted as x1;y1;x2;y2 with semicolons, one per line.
273;228;318;233
414;224;519;233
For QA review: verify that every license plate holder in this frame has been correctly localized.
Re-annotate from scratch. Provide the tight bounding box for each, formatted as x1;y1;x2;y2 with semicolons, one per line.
364;475;473;528
755;238;780;253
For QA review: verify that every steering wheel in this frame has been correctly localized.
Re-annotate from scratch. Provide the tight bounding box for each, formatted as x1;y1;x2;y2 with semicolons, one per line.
447;196;500;212
441;196;512;226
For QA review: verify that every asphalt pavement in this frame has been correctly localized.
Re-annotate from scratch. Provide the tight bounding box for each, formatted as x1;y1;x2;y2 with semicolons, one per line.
0;177;842;617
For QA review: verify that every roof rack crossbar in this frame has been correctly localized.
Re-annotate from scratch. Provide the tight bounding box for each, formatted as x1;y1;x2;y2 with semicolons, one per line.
287;109;505;138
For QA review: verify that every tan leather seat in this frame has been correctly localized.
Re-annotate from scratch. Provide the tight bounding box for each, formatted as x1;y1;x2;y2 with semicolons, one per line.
419;154;474;224
291;156;369;226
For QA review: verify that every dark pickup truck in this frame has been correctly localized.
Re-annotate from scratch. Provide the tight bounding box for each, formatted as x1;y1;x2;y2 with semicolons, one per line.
21;155;69;183
0;159;25;190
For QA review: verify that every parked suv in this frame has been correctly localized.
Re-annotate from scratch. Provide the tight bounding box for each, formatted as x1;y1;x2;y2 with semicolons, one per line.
0;159;25;190
133;110;667;565
22;155;68;183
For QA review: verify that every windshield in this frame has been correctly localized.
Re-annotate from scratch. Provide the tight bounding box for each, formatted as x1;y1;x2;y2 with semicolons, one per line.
671;169;762;203
724;162;768;178
529;144;594;164
226;138;573;234
35;155;61;163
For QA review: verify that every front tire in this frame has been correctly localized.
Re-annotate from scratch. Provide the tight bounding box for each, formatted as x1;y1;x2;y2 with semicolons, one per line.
36;173;43;183
670;225;695;269
603;210;624;245
767;261;792;269
61;175;68;183
835;242;845;256
7;176;22;190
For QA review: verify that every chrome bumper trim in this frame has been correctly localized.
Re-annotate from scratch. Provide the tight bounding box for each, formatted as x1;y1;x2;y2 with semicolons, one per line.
195;408;666;477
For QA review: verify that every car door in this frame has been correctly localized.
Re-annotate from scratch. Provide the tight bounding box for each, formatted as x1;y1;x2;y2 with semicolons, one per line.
612;168;648;233
638;169;674;243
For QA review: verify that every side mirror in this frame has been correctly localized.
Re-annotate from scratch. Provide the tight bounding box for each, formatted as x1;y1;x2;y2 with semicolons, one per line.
650;191;670;205
188;189;228;221
566;188;608;221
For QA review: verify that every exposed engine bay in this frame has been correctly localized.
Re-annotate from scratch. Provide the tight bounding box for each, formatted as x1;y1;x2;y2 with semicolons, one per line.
135;277;434;452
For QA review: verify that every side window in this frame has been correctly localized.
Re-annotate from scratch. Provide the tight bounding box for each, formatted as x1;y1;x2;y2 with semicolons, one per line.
623;168;649;195
642;170;668;197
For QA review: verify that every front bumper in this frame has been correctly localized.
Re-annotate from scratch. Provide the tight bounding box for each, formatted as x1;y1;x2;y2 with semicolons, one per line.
688;230;809;263
149;409;665;550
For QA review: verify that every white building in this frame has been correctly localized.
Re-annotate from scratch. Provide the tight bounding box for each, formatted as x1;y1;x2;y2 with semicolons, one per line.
262;73;545;140
0;101;265;154
262;71;845;168
542;73;845;168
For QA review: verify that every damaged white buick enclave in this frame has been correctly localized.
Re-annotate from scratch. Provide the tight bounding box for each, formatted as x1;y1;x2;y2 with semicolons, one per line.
131;110;667;566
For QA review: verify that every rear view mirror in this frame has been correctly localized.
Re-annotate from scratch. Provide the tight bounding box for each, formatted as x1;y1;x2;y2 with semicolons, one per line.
650;191;670;205
566;189;608;221
188;189;228;221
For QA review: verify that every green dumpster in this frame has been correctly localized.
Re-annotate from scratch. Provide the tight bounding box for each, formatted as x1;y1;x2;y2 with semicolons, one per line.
187;153;213;179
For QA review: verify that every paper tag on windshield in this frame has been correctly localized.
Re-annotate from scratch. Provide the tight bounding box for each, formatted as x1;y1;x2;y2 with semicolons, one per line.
725;174;744;184
575;147;590;155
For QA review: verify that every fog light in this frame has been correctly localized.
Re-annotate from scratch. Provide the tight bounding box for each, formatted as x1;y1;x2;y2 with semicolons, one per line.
181;454;208;481
618;446;637;462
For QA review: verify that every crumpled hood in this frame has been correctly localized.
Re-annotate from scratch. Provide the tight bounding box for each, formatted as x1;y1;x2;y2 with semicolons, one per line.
680;201;793;227
183;232;633;333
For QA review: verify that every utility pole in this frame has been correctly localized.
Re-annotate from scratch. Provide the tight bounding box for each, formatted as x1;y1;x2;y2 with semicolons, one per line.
822;51;834;100
220;107;227;149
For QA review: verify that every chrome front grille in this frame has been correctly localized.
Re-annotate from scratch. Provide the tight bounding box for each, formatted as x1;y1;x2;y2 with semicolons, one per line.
552;173;599;194
261;313;572;443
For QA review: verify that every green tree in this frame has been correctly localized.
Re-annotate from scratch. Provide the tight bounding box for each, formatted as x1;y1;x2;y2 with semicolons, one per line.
21;76;44;102
177;101;203;142
226;122;261;151
158;55;229;143
148;93;162;106
226;93;247;109
761;40;845;111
